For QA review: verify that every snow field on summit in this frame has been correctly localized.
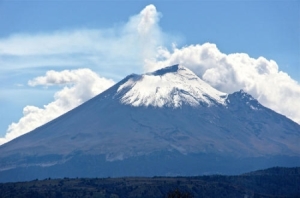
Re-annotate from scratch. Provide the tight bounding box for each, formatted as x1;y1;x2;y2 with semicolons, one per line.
117;65;227;108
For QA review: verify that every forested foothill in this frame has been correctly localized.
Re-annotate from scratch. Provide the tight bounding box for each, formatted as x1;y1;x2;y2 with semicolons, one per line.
0;167;299;198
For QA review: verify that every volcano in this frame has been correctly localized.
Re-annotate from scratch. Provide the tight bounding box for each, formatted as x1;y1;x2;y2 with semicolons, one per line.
0;65;299;182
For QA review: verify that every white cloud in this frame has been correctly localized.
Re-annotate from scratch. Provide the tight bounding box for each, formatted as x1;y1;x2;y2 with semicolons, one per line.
145;43;300;124
0;4;167;78
0;69;115;145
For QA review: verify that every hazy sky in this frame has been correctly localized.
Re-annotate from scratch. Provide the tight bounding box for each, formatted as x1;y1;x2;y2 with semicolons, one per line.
0;1;299;144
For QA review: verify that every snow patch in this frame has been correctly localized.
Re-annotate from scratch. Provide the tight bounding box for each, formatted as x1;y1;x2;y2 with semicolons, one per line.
117;65;227;107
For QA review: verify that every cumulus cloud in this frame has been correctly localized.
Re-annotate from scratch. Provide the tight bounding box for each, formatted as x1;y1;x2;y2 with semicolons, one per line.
145;43;300;124
0;69;115;145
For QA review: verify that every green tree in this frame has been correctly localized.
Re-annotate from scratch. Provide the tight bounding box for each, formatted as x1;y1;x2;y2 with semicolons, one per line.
167;189;193;198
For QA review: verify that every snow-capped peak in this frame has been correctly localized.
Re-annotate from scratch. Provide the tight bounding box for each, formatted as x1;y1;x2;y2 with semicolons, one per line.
116;65;227;108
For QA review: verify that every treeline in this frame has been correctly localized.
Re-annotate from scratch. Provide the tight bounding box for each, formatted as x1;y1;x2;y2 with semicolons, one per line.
0;167;299;198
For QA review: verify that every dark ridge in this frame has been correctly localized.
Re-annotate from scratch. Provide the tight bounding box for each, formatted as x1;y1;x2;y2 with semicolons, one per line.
151;64;180;76
0;167;299;197
243;166;300;176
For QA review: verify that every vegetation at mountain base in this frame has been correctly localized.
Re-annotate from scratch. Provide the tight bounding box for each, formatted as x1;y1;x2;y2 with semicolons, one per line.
0;167;299;198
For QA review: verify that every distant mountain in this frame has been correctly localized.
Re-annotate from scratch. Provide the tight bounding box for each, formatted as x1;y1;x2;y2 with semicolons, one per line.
0;65;299;182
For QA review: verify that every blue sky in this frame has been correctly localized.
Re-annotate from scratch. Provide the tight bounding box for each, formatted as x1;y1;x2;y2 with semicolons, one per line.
1;1;298;71
0;1;299;143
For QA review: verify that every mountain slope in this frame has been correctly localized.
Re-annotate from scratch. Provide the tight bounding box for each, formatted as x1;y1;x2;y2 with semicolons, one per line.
0;64;299;182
